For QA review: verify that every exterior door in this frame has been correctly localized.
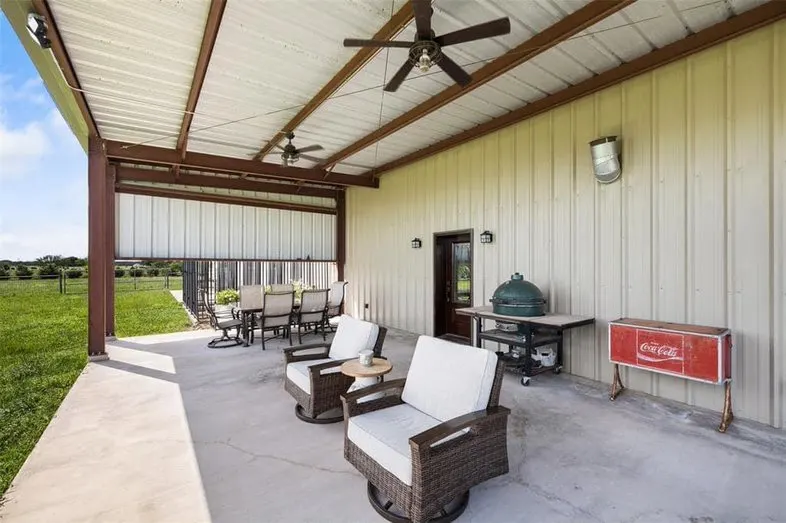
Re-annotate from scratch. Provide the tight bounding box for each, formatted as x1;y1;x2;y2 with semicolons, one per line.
434;233;472;340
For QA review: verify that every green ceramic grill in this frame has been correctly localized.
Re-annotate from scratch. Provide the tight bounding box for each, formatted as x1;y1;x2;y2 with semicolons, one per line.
490;273;546;317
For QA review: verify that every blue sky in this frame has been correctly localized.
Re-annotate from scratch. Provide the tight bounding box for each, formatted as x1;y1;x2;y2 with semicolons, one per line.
0;15;87;261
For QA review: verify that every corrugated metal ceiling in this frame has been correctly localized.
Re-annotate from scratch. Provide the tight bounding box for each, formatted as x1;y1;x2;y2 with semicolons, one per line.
49;0;211;148
50;0;771;178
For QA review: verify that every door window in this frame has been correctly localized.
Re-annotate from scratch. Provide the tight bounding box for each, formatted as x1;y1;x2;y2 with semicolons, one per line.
452;242;471;304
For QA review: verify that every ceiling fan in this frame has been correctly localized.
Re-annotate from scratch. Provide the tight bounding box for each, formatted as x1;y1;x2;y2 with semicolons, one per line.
268;132;323;166
343;0;510;92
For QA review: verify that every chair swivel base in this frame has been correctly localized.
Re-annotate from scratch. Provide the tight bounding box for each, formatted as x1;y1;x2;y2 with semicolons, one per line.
367;482;469;523
294;404;344;424
207;334;243;349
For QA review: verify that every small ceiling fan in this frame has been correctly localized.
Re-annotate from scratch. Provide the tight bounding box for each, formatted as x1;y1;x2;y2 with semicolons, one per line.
268;132;323;166
343;0;510;92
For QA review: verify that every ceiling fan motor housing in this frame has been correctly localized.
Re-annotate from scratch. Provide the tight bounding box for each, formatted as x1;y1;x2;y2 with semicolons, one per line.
409;40;441;70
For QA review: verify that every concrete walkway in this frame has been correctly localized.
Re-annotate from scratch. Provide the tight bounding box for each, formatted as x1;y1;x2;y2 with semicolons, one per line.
2;329;786;522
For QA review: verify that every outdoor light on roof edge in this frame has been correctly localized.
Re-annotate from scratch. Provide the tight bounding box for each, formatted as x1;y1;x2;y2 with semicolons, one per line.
27;13;51;49
480;230;493;244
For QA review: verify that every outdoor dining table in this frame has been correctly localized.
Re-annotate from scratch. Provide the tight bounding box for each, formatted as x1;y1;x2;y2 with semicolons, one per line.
456;305;594;386
234;301;301;347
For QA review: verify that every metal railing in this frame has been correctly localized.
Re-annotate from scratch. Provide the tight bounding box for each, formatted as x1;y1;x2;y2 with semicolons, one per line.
183;260;338;320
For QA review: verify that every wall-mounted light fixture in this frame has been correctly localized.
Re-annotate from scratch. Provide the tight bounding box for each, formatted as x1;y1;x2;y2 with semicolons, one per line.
411;238;422;249
480;230;494;244
26;13;51;49
589;136;621;184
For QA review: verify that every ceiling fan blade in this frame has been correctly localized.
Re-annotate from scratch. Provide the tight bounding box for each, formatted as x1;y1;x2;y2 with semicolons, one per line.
435;17;511;47
343;39;411;48
298;154;324;163
297;144;323;154
411;0;433;38
436;54;471;86
384;60;415;92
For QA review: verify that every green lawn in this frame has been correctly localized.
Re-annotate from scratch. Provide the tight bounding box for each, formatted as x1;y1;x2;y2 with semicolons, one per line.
0;287;191;495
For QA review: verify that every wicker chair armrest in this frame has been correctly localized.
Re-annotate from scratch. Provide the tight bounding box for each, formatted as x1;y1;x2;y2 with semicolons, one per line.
307;358;353;375
282;343;330;363
409;406;511;452
341;378;407;417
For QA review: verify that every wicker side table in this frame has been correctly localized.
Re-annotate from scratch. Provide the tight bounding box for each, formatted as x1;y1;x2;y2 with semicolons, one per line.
341;358;392;402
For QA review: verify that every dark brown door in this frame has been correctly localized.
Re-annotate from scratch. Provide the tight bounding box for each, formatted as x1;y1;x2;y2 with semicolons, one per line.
434;233;472;340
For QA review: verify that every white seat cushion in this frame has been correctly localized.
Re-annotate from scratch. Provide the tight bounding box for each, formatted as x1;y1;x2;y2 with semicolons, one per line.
348;404;445;486
286;358;341;394
402;336;497;422
328;315;380;360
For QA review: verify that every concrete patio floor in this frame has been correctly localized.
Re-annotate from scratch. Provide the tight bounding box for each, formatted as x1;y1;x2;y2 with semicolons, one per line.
3;328;786;523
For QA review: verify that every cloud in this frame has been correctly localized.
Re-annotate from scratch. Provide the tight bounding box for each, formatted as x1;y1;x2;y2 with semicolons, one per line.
0;74;49;106
0;117;51;179
0;222;87;261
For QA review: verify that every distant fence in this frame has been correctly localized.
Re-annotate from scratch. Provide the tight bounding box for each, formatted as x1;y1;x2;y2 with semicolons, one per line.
183;260;338;320
0;271;182;295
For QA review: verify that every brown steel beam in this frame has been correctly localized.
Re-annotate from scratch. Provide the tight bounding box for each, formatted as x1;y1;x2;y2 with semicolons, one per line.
253;2;414;161
336;191;346;280
176;0;226;163
320;0;634;169
32;0;99;137
105;140;377;188
115;183;337;215
115;166;339;199
87;136;106;357
105;165;115;337
370;1;786;177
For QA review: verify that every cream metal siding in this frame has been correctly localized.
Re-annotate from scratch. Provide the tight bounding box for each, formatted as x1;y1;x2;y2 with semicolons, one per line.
116;193;336;261
345;22;786;428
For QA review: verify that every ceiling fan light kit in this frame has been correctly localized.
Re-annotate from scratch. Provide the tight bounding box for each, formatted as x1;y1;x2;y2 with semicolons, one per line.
343;0;511;92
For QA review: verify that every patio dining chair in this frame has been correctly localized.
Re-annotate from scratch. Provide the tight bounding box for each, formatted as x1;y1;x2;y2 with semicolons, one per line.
284;314;387;424
239;284;264;339
293;288;329;344
269;283;294;293
251;291;294;349
341;336;509;523
326;281;348;332
201;290;243;349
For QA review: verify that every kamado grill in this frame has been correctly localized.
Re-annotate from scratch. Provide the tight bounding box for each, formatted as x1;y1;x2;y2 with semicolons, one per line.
457;273;595;386
490;272;546;317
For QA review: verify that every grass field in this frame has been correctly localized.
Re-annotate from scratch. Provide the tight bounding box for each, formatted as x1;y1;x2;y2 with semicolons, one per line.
0;286;192;495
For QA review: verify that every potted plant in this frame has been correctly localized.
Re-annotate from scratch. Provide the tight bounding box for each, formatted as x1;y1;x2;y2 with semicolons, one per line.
215;288;240;313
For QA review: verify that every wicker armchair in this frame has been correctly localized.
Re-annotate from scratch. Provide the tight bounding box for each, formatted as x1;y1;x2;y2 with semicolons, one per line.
341;336;509;523
284;315;387;424
201;290;243;349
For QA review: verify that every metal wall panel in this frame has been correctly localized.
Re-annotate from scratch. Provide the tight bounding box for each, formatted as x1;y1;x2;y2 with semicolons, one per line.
116;194;336;261
345;22;786;428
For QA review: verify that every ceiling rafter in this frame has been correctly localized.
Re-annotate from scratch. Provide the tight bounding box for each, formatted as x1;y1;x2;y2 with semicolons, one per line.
104;140;377;188
115;165;338;199
173;0;227;177
369;0;786;177
251;2;415;162
320;0;635;171
32;0;99;137
115;184;337;215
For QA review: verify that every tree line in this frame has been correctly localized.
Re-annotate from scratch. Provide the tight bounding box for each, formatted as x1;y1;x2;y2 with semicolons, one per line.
0;255;182;280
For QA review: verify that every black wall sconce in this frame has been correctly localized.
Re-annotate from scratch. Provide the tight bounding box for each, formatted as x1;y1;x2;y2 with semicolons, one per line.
480;230;493;244
411;238;422;249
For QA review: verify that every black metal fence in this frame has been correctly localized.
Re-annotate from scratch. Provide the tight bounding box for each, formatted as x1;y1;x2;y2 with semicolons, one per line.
183;260;338;320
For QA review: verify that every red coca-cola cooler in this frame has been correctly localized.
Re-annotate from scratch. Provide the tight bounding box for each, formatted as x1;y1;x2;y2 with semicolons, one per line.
608;318;734;432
